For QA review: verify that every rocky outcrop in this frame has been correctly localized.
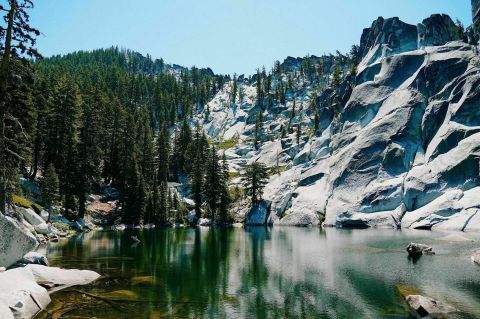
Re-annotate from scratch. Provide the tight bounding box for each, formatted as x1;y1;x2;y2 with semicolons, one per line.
322;41;479;230
0;214;37;268
473;0;480;29
359;17;418;61
199;13;480;230
359;15;463;68
418;14;461;48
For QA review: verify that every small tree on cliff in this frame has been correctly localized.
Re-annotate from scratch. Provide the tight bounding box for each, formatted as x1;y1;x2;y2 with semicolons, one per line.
241;162;269;205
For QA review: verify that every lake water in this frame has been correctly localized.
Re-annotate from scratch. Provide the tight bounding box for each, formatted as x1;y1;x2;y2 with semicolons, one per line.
37;227;480;319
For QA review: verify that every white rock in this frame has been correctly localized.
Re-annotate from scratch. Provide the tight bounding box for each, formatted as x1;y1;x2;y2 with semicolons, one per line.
20;252;49;266
0;267;51;319
26;264;101;287
34;222;52;235
197;218;211;226
19;208;45;227
405;295;457;318
39;210;50;222
277;211;320;227
0;215;38;268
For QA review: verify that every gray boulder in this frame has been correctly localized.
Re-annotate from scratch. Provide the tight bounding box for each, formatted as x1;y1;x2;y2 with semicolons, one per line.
19;208;44;227
0;215;38;268
277;211;321;227
405;295;457;318
19;252;49;266
245;202;270;226
406;243;434;257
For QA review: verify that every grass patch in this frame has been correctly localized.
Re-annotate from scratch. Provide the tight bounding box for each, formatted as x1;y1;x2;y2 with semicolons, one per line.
228;171;240;180
216;137;238;150
11;194;43;212
12;195;33;209
268;165;287;176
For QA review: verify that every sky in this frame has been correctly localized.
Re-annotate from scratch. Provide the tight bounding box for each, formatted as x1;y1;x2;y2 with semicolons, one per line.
30;0;472;75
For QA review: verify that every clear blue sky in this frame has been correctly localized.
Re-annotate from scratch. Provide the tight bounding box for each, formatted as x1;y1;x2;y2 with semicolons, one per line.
30;0;472;75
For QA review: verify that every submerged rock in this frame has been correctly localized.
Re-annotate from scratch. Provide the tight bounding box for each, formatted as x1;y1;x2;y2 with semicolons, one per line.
406;243;434;256
26;264;100;288
472;251;480;265
405;295;457;318
0;265;101;318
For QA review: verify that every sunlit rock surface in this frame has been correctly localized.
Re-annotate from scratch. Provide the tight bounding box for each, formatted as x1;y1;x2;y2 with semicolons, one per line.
194;13;480;230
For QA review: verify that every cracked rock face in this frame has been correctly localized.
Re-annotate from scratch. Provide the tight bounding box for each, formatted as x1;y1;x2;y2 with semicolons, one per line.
473;0;480;29
324;42;480;229
197;13;480;230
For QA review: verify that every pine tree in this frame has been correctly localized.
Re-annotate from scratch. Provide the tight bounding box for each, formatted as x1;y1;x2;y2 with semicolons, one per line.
219;153;230;223
205;146;221;223
231;73;238;105
332;65;342;88
76;87;103;219
41;164;59;222
0;0;40;213
157;121;170;183
241;162;269;205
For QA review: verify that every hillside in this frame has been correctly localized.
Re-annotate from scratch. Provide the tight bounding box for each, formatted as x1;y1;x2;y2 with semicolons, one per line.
196;14;480;231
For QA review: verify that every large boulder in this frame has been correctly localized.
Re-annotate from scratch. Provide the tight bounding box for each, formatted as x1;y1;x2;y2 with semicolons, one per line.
26;264;100;287
245;202;270;226
277;211;321;227
20;252;49;266
0;267;51;319
19;208;44;227
0;215;37;268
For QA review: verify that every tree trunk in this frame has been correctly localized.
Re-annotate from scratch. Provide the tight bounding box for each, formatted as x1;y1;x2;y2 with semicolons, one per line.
0;0;16;214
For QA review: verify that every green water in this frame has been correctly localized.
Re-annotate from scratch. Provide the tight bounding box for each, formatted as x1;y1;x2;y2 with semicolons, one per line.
38;227;480;319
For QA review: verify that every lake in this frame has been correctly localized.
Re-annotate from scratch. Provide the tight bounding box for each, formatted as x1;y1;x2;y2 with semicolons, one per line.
37;227;480;319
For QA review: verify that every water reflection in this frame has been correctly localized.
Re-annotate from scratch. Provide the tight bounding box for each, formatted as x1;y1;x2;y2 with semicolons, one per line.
40;228;480;318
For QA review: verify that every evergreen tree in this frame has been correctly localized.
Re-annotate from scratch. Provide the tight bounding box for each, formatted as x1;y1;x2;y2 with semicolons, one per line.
0;0;40;213
41;164;59;222
219;153;230;223
205;146;221;223
231;73;238;105
332;65;342;88
241;162;269;205
76;88;103;218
